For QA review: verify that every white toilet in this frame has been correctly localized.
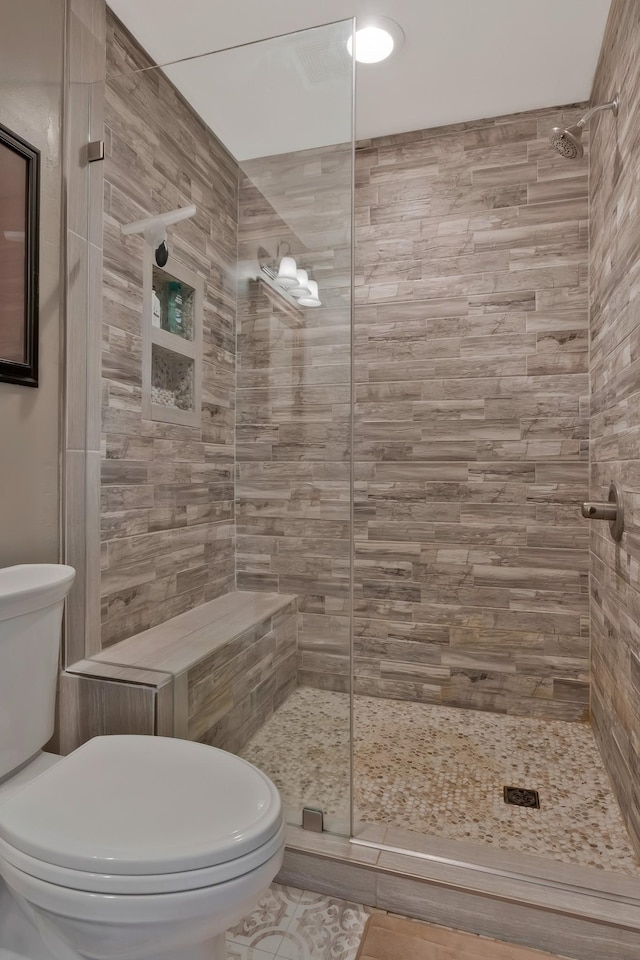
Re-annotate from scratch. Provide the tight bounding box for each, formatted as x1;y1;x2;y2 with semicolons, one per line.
0;565;286;960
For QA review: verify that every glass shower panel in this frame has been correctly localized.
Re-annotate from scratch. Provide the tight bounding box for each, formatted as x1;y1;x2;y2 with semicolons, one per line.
228;23;355;835
94;19;354;835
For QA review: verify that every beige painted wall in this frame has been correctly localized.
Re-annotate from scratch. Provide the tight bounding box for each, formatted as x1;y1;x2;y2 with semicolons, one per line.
0;0;65;566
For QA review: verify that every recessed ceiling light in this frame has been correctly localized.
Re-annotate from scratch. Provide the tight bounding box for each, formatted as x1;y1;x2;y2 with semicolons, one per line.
347;18;404;65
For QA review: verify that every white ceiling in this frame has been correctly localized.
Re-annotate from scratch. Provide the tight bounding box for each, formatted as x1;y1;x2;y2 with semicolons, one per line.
108;0;612;160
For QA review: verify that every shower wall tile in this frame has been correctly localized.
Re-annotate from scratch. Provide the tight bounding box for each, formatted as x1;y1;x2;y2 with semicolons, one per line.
352;103;591;720
187;605;298;755
589;0;640;856
237;104;590;719
100;13;238;647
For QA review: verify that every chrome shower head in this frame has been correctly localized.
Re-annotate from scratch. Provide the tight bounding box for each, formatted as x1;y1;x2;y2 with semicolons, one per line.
549;94;619;160
550;124;584;160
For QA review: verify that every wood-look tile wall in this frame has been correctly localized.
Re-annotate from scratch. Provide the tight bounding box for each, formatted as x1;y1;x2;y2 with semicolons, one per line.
99;22;595;725
188;598;298;754
236;108;591;719
100;13;238;647
589;0;640;854
236;148;353;690
353;107;591;719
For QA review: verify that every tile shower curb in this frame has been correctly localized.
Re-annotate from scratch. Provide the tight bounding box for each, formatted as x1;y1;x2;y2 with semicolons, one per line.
277;828;640;960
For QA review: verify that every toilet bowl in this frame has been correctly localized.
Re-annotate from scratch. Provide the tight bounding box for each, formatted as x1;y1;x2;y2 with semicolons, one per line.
0;736;285;960
0;566;286;960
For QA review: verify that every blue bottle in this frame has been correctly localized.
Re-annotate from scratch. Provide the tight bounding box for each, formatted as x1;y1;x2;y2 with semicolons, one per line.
166;282;183;335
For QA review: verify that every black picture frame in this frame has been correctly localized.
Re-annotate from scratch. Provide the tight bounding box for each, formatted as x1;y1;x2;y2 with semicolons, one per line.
0;122;40;387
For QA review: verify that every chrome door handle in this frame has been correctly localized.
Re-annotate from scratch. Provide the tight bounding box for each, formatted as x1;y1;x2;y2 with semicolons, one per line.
581;481;624;542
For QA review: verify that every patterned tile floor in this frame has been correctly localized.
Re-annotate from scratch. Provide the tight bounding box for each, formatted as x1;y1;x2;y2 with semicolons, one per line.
226;883;370;960
240;688;640;877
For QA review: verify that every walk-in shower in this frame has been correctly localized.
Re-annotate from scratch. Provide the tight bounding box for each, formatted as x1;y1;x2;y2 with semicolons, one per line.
72;8;640;942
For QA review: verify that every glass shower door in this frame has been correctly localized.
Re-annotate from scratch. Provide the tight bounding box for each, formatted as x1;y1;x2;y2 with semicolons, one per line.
93;17;355;837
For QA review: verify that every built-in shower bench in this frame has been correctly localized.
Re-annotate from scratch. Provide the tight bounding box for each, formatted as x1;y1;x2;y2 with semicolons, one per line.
60;591;297;756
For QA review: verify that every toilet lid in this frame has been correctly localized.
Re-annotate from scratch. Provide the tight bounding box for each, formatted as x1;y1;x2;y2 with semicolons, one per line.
0;736;282;876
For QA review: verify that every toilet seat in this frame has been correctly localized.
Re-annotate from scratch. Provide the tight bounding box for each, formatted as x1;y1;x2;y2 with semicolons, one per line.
0;821;286;894
0;736;283;894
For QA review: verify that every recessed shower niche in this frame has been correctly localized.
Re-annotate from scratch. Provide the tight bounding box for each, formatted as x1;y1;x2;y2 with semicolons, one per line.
142;248;203;427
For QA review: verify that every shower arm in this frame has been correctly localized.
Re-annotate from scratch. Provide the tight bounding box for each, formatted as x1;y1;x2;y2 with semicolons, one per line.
576;95;619;128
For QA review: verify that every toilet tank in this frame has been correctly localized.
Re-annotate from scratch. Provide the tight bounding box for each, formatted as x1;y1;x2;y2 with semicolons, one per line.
0;565;75;779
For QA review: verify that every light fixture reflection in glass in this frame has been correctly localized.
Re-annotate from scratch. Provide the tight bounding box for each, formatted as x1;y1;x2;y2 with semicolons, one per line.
347;25;395;63
276;256;298;288
290;269;312;298
298;280;321;307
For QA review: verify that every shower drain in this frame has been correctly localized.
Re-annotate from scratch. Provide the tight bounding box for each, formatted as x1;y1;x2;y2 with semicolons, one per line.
503;786;540;809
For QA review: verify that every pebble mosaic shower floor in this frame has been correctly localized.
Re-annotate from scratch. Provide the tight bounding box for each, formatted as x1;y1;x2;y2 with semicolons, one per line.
240;687;640;877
